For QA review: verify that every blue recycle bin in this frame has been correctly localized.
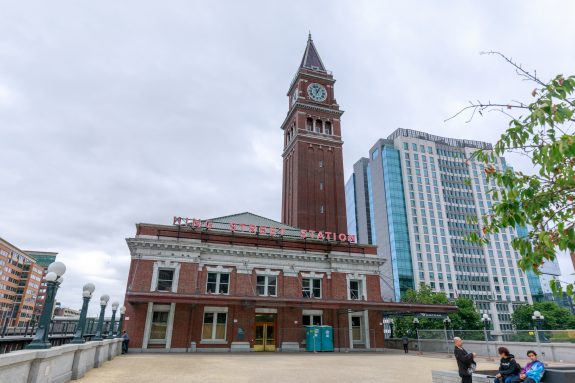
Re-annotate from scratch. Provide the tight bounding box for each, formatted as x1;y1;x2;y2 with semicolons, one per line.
319;325;334;352
305;326;321;352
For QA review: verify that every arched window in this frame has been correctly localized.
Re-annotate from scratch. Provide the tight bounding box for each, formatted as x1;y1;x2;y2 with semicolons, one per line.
306;117;313;131
324;121;332;135
315;119;323;133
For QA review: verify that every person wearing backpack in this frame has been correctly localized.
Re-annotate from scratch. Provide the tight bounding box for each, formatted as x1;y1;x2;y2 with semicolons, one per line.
454;337;476;383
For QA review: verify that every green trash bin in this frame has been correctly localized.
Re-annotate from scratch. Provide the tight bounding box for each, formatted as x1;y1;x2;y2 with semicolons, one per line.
305;326;321;352
319;326;334;352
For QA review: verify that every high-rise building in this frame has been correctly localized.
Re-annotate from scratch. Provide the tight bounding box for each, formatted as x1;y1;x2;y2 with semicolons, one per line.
281;34;347;234
347;128;540;332
26;250;58;319
0;238;44;327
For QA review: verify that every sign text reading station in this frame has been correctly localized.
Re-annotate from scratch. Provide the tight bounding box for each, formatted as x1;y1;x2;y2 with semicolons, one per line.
173;216;356;243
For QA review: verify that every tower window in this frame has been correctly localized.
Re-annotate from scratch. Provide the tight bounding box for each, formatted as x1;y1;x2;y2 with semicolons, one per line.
324;121;332;135
306;117;313;131
315;119;323;133
320;182;324;190
319;160;323;168
320;205;324;214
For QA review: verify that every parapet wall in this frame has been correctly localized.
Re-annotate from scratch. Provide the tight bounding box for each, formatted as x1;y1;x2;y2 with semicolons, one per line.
0;338;122;383
386;338;575;363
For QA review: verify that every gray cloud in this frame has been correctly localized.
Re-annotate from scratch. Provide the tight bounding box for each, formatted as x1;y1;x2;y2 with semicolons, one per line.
1;0;574;314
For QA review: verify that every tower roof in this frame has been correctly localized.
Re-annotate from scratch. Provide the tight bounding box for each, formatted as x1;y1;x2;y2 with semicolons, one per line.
299;33;326;72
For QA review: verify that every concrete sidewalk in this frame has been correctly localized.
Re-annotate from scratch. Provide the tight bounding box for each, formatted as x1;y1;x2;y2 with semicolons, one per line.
79;352;500;383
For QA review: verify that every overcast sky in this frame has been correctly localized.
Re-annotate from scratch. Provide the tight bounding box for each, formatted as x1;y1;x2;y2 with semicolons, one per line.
1;1;574;315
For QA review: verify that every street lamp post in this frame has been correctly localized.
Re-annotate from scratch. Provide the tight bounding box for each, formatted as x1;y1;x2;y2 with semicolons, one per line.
116;306;126;338
26;262;66;349
93;294;110;341
532;310;545;357
71;283;95;344
108;302;119;338
481;313;492;361
443;317;452;356
413;317;422;354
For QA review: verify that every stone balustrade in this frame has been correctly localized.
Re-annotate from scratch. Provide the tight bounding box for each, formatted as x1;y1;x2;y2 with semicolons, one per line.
0;338;122;383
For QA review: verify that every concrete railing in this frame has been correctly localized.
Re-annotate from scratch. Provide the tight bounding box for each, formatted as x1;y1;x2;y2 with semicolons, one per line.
386;338;575;363
0;338;122;383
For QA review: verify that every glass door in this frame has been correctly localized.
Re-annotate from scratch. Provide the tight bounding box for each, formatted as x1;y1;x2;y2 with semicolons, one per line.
254;321;275;351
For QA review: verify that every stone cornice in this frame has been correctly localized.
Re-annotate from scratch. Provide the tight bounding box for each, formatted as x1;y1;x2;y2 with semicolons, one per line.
126;237;384;275
282;133;343;157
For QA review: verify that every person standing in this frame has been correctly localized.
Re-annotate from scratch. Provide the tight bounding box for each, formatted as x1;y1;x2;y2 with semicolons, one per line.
121;330;130;354
517;350;545;383
402;336;409;353
454;337;476;383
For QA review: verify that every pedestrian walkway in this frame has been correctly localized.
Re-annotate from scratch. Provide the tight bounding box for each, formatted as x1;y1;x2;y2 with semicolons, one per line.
79;352;499;383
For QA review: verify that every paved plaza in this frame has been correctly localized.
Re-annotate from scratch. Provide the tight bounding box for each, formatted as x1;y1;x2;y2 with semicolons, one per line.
79;352;499;383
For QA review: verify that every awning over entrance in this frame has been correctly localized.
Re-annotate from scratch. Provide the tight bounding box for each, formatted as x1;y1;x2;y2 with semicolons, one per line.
125;291;457;315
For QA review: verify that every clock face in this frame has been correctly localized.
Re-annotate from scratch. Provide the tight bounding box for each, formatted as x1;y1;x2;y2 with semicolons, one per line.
292;89;298;105
307;83;327;102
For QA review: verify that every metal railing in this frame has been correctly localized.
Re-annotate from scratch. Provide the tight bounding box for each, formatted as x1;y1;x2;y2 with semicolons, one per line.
0;318;117;354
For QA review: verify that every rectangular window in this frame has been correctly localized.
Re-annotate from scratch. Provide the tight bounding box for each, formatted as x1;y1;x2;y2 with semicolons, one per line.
256;275;277;296
319;182;324;190
302;315;322;326
202;312;227;341
302;278;322;298
156;269;174;291
206;272;230;294
149;311;169;343
349;280;363;300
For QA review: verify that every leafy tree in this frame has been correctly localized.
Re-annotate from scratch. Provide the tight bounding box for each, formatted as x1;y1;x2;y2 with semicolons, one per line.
452;52;575;296
449;297;483;331
392;286;482;337
512;301;575;330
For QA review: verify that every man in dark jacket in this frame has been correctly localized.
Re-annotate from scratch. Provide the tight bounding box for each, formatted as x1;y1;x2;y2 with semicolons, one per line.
402;336;409;353
454;337;476;383
121;331;130;354
494;347;521;383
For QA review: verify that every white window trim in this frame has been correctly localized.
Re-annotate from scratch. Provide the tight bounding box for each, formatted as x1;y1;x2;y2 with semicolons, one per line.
143;303;175;349
206;271;230;295
255;268;280;276
302;277;322;299
348;310;370;349
256;274;278;297
201;307;228;344
300;271;324;279
150;260;180;293
205;265;232;273
302;313;323;326
346;273;367;301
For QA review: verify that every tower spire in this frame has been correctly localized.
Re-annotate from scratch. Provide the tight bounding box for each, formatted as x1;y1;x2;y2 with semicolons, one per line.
299;33;326;72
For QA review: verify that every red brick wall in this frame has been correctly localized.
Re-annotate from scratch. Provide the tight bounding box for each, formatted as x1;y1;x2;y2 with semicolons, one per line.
124;303;148;348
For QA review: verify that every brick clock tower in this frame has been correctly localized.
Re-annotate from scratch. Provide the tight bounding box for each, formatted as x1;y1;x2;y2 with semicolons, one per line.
281;34;347;234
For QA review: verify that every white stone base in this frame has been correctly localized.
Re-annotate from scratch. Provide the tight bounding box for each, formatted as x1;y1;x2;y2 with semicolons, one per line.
0;339;123;383
280;342;300;352
231;342;251;352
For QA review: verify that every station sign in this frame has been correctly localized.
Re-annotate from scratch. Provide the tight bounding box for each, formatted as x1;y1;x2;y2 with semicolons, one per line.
172;216;356;243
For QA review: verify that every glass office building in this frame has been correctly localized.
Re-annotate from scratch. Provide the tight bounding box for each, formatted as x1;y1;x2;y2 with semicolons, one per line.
345;128;560;332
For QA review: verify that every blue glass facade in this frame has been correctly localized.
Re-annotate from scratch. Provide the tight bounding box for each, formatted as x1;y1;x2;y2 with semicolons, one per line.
381;145;414;301
516;225;544;301
345;175;358;239
366;163;377;245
